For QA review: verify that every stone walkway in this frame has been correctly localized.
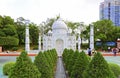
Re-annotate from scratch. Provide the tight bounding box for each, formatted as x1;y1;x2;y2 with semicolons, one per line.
55;57;66;78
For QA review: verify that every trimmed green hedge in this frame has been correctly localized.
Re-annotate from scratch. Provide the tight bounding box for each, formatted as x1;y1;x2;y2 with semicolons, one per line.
34;49;57;78
9;51;41;78
3;62;15;75
0;37;19;46
11;47;19;51
83;52;116;78
62;49;90;78
109;63;120;78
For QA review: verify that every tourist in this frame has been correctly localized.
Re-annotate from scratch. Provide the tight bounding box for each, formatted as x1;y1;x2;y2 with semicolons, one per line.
108;47;111;52
88;48;91;56
118;47;120;53
112;48;117;56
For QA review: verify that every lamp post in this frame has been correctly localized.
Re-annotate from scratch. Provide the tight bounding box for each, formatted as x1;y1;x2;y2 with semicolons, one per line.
25;20;30;53
89;24;94;50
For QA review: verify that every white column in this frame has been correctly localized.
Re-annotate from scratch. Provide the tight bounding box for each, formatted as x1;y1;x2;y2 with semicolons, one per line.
25;25;30;52
78;36;81;51
42;37;45;51
90;24;94;50
38;33;41;51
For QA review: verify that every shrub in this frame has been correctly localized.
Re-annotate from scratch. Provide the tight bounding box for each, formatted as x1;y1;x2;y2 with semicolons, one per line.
3;62;15;75
86;54;91;62
9;51;41;78
32;46;38;50
109;63;120;78
83;52;116;78
12;47;18;51
34;52;52;78
66;49;74;75
70;51;89;78
81;43;89;49
62;49;80;76
0;37;19;46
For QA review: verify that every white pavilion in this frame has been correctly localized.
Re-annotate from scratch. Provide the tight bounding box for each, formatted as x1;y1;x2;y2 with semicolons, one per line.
25;18;93;56
42;18;76;56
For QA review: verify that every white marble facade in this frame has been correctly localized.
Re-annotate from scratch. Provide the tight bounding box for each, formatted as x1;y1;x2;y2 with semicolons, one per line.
43;18;76;56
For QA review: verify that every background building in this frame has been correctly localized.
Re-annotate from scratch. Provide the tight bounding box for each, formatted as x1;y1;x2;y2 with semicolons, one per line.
100;0;120;26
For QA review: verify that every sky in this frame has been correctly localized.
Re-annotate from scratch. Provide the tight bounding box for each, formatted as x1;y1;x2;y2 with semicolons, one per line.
0;0;103;25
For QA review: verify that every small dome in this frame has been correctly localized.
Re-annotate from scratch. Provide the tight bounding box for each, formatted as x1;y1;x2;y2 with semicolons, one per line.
48;30;52;34
52;18;68;30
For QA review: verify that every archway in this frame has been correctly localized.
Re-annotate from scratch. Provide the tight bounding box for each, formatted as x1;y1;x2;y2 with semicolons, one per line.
56;39;64;56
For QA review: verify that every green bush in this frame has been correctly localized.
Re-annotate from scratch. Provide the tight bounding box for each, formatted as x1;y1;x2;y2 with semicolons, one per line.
3;62;15;75
109;63;120;78
12;47;18;51
34;52;52;78
34;49;57;78
9;51;41;78
62;49;80;76
83;52;116;78
71;51;89;78
86;54;91;62
0;37;19;46
81;43;89;49
32;46;38;50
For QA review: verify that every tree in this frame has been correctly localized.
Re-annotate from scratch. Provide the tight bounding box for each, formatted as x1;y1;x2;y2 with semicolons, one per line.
0;15;18;50
3;24;17;37
9;51;41;78
39;17;57;34
66;21;80;30
70;51;89;78
82;19;120;50
29;23;39;45
15;17;26;45
0;37;19;46
2;16;14;25
93;19;115;41
83;52;116;78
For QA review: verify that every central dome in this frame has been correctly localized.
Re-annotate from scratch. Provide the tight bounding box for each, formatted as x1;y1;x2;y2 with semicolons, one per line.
52;18;68;30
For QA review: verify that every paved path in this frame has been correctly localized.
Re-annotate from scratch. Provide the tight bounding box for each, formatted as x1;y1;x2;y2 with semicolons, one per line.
55;57;66;78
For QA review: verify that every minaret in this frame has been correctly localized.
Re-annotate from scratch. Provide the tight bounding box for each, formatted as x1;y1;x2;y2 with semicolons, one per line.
38;33;41;51
78;35;81;51
90;24;94;50
25;20;30;53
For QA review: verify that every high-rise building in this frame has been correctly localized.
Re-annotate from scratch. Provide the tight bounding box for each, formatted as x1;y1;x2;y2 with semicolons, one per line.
100;0;120;26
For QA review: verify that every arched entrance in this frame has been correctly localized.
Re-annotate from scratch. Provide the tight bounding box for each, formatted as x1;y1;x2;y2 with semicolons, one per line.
56;39;64;56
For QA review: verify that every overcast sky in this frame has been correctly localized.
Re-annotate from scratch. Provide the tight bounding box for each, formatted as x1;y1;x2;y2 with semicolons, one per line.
0;0;103;25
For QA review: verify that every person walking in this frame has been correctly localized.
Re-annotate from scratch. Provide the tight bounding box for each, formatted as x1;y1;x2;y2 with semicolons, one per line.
112;48;117;56
108;47;111;52
88;48;91;56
